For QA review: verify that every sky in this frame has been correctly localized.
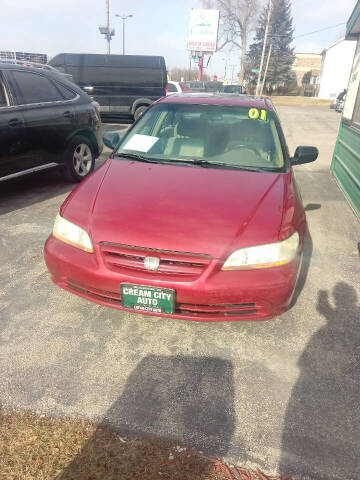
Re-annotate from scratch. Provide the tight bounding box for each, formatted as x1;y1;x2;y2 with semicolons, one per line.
1;0;357;80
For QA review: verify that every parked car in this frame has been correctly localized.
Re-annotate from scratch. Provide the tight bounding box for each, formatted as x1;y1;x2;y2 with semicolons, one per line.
44;93;318;322
0;57;74;82
185;81;205;92
167;81;192;95
220;84;246;95
185;81;223;93
0;61;103;182
49;53;167;122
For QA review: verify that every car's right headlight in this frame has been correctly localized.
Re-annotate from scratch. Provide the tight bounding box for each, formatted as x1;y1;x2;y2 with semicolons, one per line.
222;232;299;270
53;213;93;253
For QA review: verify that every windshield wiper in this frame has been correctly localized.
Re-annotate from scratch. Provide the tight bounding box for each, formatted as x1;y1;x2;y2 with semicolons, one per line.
115;154;277;172
114;152;161;164
166;158;272;172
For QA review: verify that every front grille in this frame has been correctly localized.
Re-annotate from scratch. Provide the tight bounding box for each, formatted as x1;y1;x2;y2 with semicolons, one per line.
99;243;211;280
177;302;258;317
64;279;262;319
66;280;122;305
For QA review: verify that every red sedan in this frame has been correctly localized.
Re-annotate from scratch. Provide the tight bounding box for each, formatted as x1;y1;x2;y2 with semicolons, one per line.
44;94;318;321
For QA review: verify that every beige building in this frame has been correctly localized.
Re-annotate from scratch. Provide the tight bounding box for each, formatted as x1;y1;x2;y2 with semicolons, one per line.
292;53;322;96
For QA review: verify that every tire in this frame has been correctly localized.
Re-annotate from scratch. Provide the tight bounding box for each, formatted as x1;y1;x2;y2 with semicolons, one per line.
62;136;95;182
134;105;148;122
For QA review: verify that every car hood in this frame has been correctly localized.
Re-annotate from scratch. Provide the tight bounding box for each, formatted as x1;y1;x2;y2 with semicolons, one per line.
64;159;286;259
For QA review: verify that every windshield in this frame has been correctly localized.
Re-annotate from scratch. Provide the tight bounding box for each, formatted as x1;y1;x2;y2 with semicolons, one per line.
116;103;285;170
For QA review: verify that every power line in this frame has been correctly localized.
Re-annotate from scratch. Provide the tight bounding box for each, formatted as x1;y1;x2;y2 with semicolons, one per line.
267;22;346;39
294;22;346;39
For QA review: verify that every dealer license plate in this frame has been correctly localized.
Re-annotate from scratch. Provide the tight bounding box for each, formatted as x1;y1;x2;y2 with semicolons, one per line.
121;283;175;314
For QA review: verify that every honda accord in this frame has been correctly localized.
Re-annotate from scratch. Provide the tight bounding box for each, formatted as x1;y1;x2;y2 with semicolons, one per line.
44;94;318;321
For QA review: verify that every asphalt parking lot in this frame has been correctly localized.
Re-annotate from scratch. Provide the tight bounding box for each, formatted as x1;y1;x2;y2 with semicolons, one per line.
1;107;359;479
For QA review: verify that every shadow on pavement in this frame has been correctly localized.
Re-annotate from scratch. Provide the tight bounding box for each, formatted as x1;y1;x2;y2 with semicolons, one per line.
59;355;235;479
0;169;72;215
0;156;109;215
290;231;313;308
304;203;321;211
280;283;360;478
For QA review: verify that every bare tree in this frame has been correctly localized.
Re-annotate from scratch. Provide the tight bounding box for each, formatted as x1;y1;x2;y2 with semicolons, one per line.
203;0;260;84
169;67;210;82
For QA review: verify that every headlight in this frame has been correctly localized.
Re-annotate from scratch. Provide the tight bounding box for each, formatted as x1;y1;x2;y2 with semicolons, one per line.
53;213;93;253
222;232;299;270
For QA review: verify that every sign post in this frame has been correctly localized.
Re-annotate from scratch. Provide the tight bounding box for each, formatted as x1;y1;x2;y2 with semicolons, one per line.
187;9;219;82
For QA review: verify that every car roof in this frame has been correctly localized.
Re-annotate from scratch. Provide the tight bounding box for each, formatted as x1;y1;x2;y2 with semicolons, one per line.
0;62;85;94
156;93;274;110
0;62;54;73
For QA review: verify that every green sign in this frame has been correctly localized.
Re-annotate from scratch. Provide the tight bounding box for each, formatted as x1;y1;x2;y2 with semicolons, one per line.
121;283;175;314
252;68;260;73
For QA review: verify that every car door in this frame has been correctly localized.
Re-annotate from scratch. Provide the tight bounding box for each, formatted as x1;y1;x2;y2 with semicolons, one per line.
0;71;28;179
9;69;75;169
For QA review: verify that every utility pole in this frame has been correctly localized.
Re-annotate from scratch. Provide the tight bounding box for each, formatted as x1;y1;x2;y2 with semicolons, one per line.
115;14;133;55
256;0;272;95
260;42;272;95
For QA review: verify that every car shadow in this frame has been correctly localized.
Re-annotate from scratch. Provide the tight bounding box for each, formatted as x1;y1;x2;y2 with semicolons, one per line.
0;168;73;215
304;203;321;211
0;157;107;216
289;230;313;308
58;355;235;479
280;283;360;478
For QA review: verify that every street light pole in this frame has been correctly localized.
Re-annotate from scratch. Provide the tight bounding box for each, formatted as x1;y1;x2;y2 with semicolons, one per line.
115;14;133;55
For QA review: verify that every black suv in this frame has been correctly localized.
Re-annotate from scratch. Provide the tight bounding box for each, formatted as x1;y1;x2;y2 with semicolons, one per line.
0;61;103;183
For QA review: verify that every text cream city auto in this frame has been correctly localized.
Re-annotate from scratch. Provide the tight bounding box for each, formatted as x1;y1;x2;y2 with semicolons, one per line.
44;94;318;321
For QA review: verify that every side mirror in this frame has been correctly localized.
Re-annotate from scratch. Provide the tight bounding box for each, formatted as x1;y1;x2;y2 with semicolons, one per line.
292;146;318;166
103;132;121;150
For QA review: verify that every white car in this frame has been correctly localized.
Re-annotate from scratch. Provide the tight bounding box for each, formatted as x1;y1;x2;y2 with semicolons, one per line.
167;81;192;95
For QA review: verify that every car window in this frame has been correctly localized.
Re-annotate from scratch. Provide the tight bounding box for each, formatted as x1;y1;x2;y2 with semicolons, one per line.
168;83;177;93
117;103;285;171
12;70;63;104
69;66;162;86
55;82;77;100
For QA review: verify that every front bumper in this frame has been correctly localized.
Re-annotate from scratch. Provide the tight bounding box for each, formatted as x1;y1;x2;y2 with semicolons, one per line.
44;235;301;322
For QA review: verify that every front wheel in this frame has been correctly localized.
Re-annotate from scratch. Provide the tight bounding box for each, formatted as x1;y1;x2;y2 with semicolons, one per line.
63;136;95;182
134;105;148;122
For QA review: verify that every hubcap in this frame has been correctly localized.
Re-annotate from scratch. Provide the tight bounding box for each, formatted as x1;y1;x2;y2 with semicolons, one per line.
73;144;92;176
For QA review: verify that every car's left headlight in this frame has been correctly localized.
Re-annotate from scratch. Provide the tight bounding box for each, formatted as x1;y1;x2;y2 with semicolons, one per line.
222;232;299;270
53;213;93;253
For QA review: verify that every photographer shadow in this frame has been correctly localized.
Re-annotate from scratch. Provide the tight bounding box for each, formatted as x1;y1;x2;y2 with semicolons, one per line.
59;355;235;479
280;283;360;478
